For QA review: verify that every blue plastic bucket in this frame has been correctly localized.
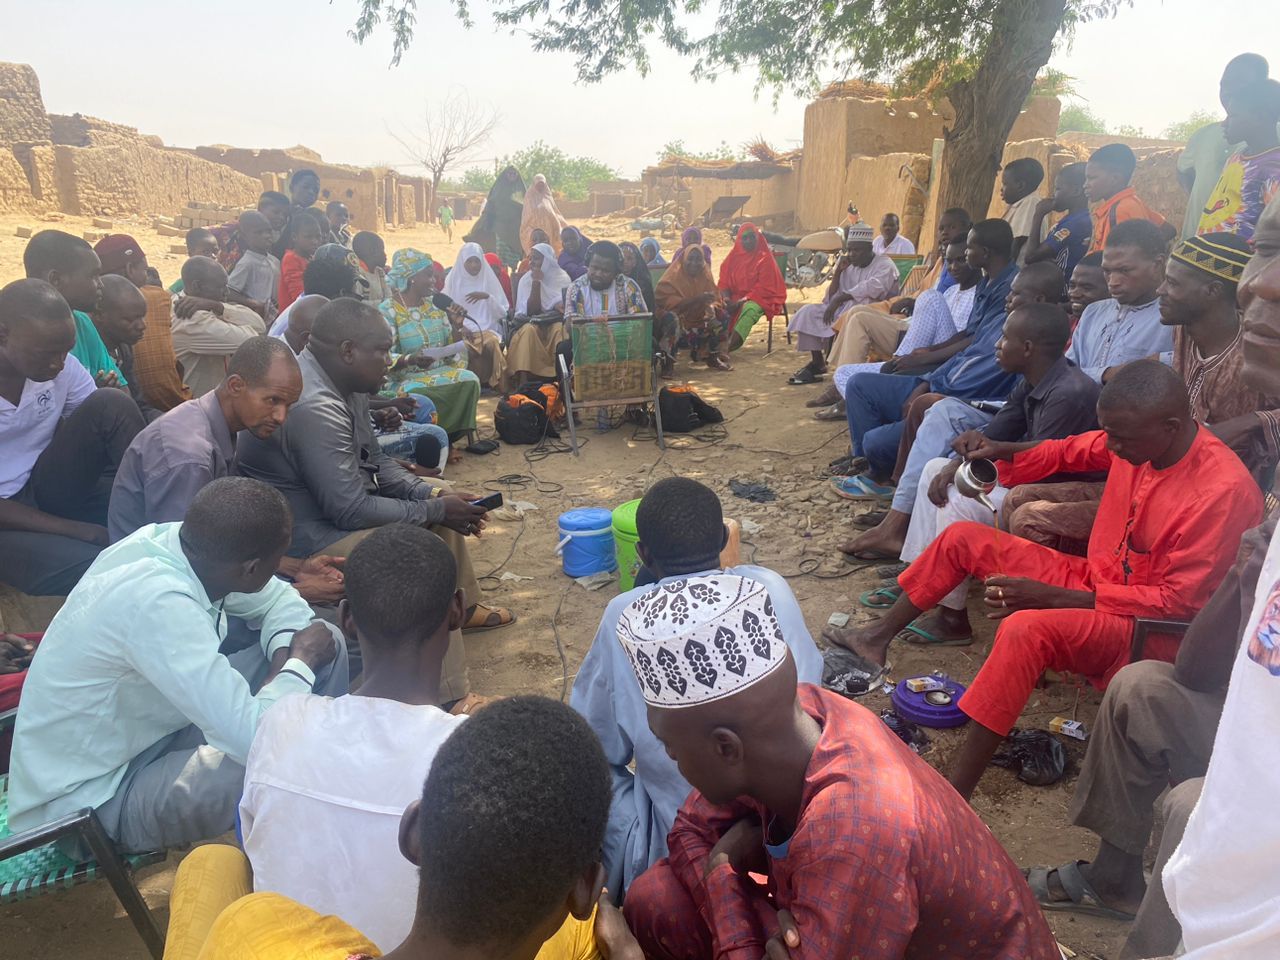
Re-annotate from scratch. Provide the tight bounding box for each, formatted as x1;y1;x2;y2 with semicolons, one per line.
557;508;618;577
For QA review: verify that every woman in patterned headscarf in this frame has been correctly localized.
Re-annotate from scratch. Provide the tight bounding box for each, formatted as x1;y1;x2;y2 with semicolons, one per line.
377;249;482;437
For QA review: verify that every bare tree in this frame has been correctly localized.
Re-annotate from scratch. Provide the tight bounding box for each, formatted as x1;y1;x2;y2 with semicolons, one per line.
390;90;499;224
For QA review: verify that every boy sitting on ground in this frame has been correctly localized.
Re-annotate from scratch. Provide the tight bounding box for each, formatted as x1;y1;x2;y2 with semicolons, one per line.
240;523;483;949
571;477;823;900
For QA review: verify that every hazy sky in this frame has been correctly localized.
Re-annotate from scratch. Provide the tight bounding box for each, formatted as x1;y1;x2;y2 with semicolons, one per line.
3;0;1277;180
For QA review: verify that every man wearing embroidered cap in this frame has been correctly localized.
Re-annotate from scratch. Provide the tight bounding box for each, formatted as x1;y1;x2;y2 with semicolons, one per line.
784;221;899;384
1160;231;1280;482
620;572;1060;960
572;477;822;901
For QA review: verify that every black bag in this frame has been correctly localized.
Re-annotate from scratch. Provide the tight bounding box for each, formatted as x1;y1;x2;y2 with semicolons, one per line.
493;381;560;445
658;386;724;433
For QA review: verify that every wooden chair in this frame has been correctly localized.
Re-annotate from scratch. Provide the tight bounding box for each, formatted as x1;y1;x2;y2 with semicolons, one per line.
557;314;665;456
1131;618;1192;662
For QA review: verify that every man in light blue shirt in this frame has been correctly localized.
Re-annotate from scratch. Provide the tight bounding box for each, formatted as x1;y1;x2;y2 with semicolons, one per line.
8;477;348;853
1066;219;1173;383
570;478;822;901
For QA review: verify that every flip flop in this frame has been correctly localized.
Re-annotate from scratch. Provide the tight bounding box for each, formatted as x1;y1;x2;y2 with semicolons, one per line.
839;544;899;561
831;475;895;501
896;622;973;647
805;390;841;408
465;438;500;454
859;586;902;609
463;604;517;632
852;508;888;528
1025;862;1138;922
787;366;823;385
813;404;846;421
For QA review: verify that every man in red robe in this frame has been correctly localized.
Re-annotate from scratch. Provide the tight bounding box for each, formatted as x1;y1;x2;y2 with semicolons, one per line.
826;359;1263;800
617;573;1060;960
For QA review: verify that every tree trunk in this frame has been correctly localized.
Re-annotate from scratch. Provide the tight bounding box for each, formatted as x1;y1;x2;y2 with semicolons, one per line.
933;0;1068;225
426;174;440;224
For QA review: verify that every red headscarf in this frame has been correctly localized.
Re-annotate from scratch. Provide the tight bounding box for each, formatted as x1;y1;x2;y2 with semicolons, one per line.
484;252;513;304
717;223;785;317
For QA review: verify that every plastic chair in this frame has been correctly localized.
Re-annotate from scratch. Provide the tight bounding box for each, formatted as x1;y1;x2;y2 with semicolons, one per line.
557;313;664;456
0;775;166;958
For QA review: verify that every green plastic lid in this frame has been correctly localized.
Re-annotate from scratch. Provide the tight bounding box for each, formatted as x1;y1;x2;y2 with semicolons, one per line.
611;498;642;535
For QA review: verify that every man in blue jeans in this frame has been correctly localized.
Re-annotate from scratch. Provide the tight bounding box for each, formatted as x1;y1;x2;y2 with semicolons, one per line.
838;219;1019;490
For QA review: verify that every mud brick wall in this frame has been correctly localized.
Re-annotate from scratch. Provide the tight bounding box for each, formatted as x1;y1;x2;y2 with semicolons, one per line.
49;113;162;149
798;96;1061;231
844;152;932;247
0;63;51;144
0;149;38;211
52;142;261;216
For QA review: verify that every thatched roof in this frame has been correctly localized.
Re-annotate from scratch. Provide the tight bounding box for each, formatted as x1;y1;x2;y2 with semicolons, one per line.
818;79;894;100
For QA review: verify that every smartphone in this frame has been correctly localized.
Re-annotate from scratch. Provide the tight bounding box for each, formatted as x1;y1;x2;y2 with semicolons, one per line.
471;492;503;511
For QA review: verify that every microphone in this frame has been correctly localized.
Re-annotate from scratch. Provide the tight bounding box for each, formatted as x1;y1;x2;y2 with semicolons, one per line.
431;292;484;334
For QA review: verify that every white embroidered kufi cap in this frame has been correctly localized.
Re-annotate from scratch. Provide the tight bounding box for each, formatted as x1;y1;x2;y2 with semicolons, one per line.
616;574;786;708
846;222;875;244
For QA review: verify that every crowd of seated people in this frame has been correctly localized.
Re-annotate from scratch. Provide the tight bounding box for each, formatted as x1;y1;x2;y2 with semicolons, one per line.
7;55;1280;960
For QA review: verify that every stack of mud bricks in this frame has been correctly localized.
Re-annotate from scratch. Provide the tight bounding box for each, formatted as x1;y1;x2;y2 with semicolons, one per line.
174;201;243;230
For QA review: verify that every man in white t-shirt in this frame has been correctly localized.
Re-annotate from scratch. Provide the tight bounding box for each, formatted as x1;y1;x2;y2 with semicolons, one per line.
871;212;916;256
240;522;483;951
1162;193;1280;959
0;279;144;595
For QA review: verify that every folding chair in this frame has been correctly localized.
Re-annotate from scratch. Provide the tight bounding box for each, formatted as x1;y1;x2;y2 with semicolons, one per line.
557;313;664;456
0;775;166;958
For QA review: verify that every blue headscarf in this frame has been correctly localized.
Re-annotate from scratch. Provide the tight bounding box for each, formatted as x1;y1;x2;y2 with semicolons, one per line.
388;249;435;292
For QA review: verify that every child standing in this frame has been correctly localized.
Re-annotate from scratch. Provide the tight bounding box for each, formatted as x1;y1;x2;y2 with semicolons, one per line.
278;211;324;312
1198;77;1280;241
225;211;281;322
1085;143;1176;252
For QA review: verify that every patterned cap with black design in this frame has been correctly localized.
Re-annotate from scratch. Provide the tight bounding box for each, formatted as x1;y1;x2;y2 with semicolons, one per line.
616;574;787;709
846;222;875;244
1170;232;1254;284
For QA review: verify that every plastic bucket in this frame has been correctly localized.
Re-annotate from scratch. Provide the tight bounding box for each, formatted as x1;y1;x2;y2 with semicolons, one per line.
612;498;643;591
557;508;617;578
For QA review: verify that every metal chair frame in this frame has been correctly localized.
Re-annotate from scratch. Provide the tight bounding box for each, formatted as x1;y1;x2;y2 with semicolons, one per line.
0;794;165;958
557;314;665;457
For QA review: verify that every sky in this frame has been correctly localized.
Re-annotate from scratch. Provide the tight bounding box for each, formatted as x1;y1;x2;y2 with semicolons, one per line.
3;0;1279;182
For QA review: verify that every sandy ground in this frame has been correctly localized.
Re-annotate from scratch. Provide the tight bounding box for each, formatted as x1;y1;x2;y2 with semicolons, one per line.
0;212;1133;958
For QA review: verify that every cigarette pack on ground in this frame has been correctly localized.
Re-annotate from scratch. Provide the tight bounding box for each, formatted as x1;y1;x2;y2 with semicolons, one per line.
1049;717;1088;741
905;676;946;694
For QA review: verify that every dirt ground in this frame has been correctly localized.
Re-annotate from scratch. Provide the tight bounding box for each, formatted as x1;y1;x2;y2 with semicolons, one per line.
0;212;1132;958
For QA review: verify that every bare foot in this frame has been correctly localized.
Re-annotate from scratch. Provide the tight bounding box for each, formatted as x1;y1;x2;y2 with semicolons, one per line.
821;623;892;667
838;525;905;560
898;611;973;645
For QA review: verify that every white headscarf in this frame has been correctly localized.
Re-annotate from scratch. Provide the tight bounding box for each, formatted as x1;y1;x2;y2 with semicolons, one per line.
443;241;510;336
515;243;572;315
